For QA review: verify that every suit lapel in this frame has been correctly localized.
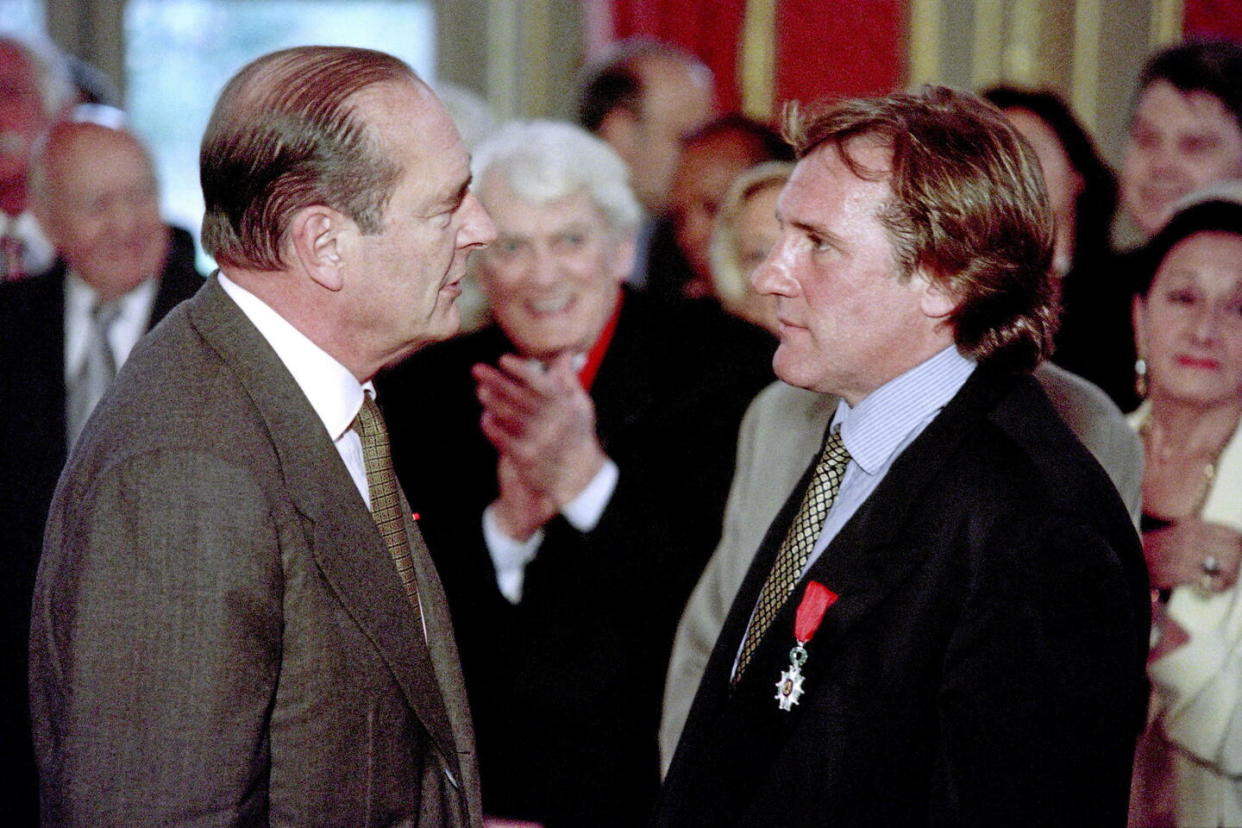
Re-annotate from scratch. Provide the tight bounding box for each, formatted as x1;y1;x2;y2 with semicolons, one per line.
185;277;460;770
589;292;656;443
667;436;823;773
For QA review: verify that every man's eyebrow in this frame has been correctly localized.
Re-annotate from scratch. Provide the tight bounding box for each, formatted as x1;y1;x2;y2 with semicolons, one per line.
788;216;845;247
444;175;472;210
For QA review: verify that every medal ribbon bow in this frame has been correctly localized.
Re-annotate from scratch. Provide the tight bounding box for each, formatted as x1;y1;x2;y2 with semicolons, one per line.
795;580;837;643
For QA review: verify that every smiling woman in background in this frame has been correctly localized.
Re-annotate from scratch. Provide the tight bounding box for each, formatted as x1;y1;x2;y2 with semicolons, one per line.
1128;198;1242;828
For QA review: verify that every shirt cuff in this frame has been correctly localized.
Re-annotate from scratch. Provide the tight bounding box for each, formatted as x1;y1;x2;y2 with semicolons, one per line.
482;504;544;604
561;457;618;532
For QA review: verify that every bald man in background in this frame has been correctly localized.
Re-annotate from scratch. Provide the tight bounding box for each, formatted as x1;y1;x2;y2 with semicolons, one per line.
0;113;201;823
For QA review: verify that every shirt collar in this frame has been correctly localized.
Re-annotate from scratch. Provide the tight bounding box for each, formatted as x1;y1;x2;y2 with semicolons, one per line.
217;272;368;442
831;346;975;475
63;270;158;370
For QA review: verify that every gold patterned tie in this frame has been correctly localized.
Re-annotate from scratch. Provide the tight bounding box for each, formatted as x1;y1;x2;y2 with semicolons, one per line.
734;429;850;683
353;394;421;612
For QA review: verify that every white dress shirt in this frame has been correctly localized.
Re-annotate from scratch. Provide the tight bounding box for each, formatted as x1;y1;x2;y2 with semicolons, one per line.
64;271;158;381
217;273;371;507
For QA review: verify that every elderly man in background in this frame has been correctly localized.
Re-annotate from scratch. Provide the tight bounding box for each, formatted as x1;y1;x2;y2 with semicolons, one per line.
29;46;495;825
0;111;201;824
0;34;72;282
655;87;1150;827
378;120;773;827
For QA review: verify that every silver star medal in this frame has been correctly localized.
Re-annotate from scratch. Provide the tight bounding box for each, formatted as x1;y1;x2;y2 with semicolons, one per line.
775;642;809;711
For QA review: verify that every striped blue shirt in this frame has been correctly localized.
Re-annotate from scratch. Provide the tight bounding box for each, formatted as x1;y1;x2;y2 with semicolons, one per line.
800;345;976;578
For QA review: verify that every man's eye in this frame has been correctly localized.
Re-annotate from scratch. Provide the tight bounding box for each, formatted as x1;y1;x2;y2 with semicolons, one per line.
1179;136;1216;157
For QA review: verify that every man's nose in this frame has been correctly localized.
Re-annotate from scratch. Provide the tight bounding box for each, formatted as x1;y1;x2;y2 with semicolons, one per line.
461;192;497;249
526;243;561;288
752;236;794;297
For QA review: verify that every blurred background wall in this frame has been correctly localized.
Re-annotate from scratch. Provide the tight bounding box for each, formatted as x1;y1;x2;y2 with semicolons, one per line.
6;0;1241;246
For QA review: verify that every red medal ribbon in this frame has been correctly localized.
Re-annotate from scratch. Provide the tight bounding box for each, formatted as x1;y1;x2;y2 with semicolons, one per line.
794;581;838;644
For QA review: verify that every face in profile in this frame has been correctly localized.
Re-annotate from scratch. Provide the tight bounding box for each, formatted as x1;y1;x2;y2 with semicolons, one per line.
1134;230;1242;409
670;132;762;286
753;141;952;403
36;124;168;300
343;80;495;364
1122;81;1242;238
726;180;781;333
476;178;633;361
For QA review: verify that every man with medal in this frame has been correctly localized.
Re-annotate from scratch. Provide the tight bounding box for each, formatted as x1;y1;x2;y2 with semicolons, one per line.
654;86;1152;827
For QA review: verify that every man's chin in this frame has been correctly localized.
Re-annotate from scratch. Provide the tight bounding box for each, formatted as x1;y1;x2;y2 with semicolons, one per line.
432;300;461;340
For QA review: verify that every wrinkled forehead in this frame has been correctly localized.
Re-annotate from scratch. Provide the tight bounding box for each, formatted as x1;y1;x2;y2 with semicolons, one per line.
786;139;892;201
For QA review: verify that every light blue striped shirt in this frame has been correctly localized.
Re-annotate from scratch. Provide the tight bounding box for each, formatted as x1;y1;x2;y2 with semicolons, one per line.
799;345;976;578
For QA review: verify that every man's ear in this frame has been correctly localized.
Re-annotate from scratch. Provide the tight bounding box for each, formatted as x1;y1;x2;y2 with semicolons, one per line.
288;205;347;292
917;270;958;319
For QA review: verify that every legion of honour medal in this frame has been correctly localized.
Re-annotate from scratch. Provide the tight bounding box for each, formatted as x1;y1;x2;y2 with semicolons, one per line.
775;580;838;711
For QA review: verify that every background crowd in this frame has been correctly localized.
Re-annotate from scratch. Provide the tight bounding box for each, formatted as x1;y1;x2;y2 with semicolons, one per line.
1;6;1242;827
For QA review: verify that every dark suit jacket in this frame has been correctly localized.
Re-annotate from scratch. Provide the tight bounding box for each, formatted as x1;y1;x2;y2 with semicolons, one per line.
656;367;1151;827
377;289;774;827
28;276;481;826
0;226;201;825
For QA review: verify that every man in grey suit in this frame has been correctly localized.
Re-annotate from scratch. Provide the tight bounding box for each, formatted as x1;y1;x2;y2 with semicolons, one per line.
29;46;495;825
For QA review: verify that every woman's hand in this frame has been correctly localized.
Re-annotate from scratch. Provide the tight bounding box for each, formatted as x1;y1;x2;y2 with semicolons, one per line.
1143;519;1242;593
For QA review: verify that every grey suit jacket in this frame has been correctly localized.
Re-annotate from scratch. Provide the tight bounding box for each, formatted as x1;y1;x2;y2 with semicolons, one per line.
658;362;1143;771
30;276;482;827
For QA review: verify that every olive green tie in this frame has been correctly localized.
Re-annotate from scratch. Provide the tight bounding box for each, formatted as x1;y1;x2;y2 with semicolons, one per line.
353;394;421;612
734;429;849;683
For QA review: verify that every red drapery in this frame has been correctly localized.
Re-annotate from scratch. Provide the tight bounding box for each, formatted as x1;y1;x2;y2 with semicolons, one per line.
1184;0;1242;42
592;1;1240;123
599;0;903;122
